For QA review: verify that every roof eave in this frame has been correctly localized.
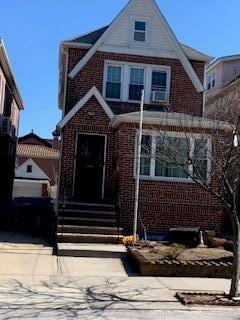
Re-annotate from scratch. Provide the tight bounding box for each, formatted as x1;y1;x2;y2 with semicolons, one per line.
0;39;24;110
111;113;231;130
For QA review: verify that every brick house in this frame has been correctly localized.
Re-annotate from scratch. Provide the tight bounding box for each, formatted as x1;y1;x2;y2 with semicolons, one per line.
56;0;224;246
0;38;24;205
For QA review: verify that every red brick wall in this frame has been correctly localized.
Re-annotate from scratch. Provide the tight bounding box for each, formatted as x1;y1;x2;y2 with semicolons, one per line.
116;123;224;235
65;48;204;117
59;96;116;201
59;48;224;234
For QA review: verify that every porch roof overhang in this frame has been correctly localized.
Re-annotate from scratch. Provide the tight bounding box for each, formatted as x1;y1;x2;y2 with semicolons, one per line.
110;111;231;130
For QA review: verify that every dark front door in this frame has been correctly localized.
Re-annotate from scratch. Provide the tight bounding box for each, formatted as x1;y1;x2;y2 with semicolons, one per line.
74;134;105;202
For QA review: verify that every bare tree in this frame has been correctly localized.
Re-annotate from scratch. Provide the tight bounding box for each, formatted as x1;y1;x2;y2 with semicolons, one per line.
138;109;240;298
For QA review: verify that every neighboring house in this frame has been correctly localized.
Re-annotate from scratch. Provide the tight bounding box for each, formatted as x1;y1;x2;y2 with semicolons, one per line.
13;132;60;198
0;38;24;204
204;54;240;119
56;0;225;243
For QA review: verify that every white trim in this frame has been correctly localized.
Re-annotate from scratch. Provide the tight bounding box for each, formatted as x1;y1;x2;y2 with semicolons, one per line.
62;41;212;62
68;0;205;93
134;129;212;184
129;16;151;45
14;179;49;184
57;86;114;130
206;54;240;73
68;0;135;79
73;132;107;201
111;112;231;130
102;60;171;104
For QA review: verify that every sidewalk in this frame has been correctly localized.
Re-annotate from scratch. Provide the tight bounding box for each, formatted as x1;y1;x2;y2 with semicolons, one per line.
0;231;239;316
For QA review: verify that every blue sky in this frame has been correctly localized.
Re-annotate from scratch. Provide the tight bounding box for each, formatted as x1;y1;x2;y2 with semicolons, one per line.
1;0;239;138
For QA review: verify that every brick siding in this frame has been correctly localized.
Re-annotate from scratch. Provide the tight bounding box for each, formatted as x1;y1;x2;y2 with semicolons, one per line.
65;49;204;117
59;48;224;234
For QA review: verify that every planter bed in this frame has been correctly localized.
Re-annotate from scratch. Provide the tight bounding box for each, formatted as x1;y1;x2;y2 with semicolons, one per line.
175;292;240;306
128;247;233;278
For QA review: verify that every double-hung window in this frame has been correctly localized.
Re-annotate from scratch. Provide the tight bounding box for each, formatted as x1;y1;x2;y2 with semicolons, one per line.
104;61;170;103
133;21;147;42
151;70;168;102
105;65;122;99
137;132;211;182
207;72;216;91
129;67;144;101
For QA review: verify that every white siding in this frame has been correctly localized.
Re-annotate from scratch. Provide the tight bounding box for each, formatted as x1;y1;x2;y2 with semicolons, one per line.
100;0;177;59
0;66;6;115
15;158;50;181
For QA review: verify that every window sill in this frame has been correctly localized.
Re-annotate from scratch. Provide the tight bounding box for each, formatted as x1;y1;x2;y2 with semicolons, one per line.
135;175;195;184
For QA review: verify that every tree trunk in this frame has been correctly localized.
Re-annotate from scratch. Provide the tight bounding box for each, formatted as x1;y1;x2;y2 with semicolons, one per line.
229;220;240;298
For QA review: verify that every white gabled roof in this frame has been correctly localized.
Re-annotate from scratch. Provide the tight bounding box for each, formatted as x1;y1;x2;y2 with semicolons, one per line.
15;158;50;180
57;86;114;130
68;0;205;93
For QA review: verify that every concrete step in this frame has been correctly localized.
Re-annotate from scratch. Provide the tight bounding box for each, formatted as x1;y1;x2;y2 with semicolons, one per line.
57;225;123;235
57;233;123;244
57;243;127;258
58;216;117;227
58;202;115;212
58;209;117;219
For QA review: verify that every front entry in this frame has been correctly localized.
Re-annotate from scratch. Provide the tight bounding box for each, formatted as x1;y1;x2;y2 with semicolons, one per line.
74;134;106;202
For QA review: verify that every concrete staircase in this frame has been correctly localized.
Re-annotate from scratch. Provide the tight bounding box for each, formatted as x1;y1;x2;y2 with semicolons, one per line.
56;202;126;258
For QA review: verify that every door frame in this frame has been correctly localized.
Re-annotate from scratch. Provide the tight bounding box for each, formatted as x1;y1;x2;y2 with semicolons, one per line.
72;132;107;201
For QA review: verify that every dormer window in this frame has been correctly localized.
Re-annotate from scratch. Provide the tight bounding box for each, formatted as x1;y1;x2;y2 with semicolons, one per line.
134;20;146;42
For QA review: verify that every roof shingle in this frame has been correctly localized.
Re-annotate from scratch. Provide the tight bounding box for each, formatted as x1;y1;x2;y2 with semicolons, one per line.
17;144;59;159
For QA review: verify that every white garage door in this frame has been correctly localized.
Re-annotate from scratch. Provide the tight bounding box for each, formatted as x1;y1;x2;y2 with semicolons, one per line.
13;182;42;198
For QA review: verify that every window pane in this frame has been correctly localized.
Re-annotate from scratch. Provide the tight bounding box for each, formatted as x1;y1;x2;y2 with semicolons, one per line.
140;157;151;176
140;135;151;176
141;135;151;155
135;21;146;31
107;66;121;82
129;68;144;100
134;31;146;42
155;136;189;178
130;68;144;84
152;71;167;88
194;139;208;181
106;83;121;99
106;66;121;99
129;84;144;100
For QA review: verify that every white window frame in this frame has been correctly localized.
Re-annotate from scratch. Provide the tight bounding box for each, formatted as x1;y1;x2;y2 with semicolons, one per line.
103;63;124;102
129;17;151;45
207;71;216;91
103;60;171;104
134;130;212;184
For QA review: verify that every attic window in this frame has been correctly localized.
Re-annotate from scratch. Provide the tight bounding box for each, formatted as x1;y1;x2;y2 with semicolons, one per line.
26;165;32;173
134;20;146;42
